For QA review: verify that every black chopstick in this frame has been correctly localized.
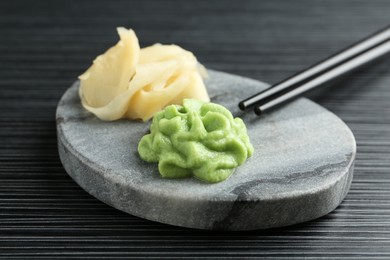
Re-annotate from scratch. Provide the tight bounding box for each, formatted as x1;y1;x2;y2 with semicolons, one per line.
238;25;390;115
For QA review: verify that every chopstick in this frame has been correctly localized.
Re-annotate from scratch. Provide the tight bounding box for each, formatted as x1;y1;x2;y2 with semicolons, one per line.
238;25;390;115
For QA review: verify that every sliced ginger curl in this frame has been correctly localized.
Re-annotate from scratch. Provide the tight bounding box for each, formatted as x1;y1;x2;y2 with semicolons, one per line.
79;27;209;121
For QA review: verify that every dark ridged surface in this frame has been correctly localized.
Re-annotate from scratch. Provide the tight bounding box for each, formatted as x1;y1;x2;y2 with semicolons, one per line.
1;0;389;259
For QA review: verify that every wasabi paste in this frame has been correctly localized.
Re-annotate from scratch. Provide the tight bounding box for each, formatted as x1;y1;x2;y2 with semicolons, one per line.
138;99;254;183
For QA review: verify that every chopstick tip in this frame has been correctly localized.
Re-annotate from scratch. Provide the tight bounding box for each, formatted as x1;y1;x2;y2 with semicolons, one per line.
254;107;262;116
238;101;246;111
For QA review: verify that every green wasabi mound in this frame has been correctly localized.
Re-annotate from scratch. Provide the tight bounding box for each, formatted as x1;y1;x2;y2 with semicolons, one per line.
138;99;254;183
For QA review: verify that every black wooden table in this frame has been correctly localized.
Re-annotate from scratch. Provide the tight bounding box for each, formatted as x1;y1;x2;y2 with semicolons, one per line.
1;1;390;259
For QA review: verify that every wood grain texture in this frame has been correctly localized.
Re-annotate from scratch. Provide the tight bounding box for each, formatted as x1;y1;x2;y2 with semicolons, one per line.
0;0;389;258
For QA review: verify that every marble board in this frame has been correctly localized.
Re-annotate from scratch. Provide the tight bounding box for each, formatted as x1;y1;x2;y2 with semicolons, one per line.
56;70;356;230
